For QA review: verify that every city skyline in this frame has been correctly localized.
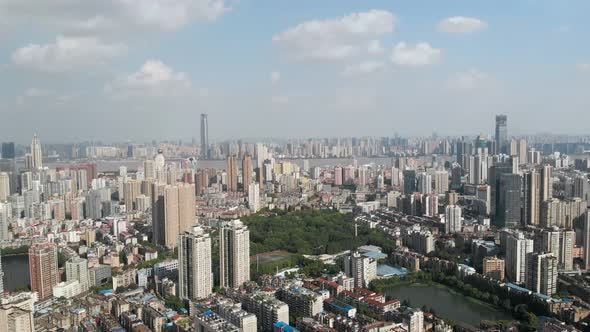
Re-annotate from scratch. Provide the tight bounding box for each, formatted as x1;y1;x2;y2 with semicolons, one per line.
1;1;590;142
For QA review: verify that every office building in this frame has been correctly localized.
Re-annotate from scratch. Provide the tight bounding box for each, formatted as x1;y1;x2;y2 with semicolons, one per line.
178;229;212;300
219;220;250;289
403;170;416;194
30;134;43;170
505;232;533;283
242;154;253;191
496;173;522;228
226;155;239;192
200;113;209;159
1;142;15;160
29;242;58;300
152;183;196;248
526;252;557;296
445;205;462;234
495;115;508;154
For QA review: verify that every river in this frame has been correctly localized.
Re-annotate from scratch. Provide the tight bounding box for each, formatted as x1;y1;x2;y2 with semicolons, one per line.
385;284;512;325
2;255;30;291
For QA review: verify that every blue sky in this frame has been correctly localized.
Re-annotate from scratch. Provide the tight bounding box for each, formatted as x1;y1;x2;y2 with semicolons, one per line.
1;0;589;143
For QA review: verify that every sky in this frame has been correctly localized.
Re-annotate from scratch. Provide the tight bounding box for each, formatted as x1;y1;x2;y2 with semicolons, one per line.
1;0;590;144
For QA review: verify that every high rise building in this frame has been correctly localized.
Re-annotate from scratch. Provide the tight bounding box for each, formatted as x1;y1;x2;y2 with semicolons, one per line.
403;170;417;194
219;220;250;289
495;115;508;154
523;169;541;226
29;242;58;300
0;172;9;201
66;257;89;293
1;142;15;160
248;182;260;213
537;228;574;271
541;165;553;201
178;228;212;300
200;113;209;159
344;251;377;288
445;205;462;234
30;134;42;170
123;179;141;211
152;183;196;248
505;232;533;283
226;155;239;192
403;308;424;332
433;170;449;194
526;252;557;296
144;160;156;180
496;173;522;228
583;211;590;270
417;172;432;194
242;154;253;191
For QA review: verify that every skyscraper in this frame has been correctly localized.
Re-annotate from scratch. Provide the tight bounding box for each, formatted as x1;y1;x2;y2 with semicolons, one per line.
152;183;196;248
248;182;260;213
219;219;250;289
66;257;89;293
403;170;417;194
29;242;58;300
30;134;42;170
1;142;15;159
0;172;9;201
226;155;238;192
178;228;213;300
445;205;462;234
242;154;253;191
526;252;557;296
495;115;508;154
496;173;522;228
583;211;590;270
505;232;533;283
523;169;541;226
344;251;377;288
200;113;209;159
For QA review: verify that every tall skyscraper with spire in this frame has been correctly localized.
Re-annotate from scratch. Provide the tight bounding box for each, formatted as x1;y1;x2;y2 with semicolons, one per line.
200;113;209;159
31;134;42;170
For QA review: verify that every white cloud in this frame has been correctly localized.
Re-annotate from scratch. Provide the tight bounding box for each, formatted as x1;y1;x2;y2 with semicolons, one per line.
342;61;385;76
445;69;490;90
391;42;442;67
272;10;395;61
367;40;384;55
577;63;590;72
16;88;76;105
270;71;281;85
438;16;487;34
106;60;193;98
12;35;126;72
0;0;230;34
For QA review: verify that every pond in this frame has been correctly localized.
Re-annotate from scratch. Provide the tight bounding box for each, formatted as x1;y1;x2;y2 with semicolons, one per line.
385;283;512;326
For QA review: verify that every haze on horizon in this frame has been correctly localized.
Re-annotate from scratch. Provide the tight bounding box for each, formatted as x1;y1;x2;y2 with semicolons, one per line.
1;0;590;143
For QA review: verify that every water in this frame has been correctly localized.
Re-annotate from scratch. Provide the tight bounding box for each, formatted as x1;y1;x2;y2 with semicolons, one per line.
385;284;512;325
1;255;30;291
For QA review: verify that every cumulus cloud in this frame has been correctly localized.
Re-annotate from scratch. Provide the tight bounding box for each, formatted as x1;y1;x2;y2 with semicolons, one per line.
106;60;192;98
12;35;126;72
272;10;395;61
0;0;230;34
438;16;487;34
445;69;490;90
341;61;385;76
270;71;281;85
391;42;442;67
